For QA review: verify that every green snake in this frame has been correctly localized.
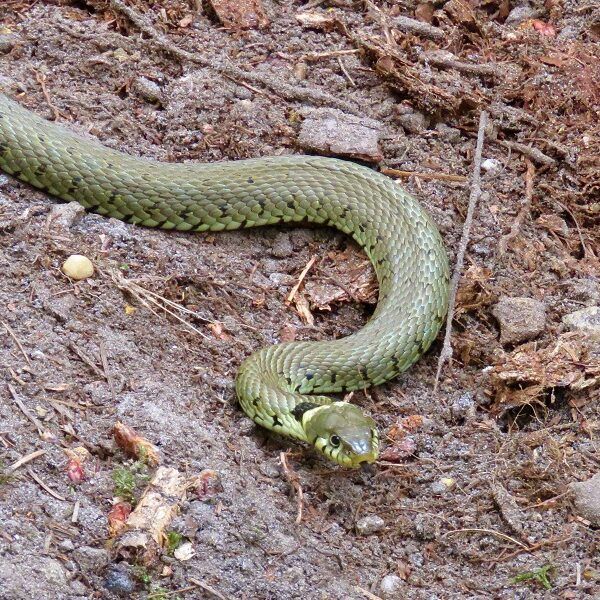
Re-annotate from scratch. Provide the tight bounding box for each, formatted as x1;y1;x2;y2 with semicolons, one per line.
0;93;449;467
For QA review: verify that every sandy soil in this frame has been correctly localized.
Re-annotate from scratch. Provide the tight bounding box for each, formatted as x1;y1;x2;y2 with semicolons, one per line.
0;0;598;599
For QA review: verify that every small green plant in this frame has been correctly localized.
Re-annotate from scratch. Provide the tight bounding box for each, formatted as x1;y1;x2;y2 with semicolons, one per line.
511;564;554;590
133;565;152;588
112;459;149;504
165;530;183;556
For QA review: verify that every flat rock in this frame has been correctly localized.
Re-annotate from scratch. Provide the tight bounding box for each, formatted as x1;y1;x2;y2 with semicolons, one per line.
380;574;404;599
72;545;110;571
47;201;86;230
298;108;383;163
356;515;385;535
492;296;546;345
562;306;600;341
570;472;600;526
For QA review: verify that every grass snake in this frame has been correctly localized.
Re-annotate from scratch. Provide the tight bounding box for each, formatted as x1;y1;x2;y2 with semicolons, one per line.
0;94;449;467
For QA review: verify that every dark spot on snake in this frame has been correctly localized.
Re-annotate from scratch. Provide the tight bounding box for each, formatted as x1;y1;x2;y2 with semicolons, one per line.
357;224;365;233
292;402;319;421
376;234;383;242
331;372;337;384
359;366;368;379
72;176;82;184
305;372;314;381
257;198;266;208
13;170;21;178
252;397;260;407
390;355;400;368
247;176;254;184
377;257;385;265
286;199;295;210
272;415;282;427
285;376;293;387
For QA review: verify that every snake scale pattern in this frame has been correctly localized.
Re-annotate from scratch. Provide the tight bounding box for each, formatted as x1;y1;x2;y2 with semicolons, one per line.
0;94;449;467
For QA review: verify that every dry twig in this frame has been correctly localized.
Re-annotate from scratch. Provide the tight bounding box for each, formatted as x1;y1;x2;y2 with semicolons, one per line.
109;0;362;116
286;255;317;304
382;167;467;183
279;452;304;524
6;449;47;473
433;111;488;393
1;320;32;367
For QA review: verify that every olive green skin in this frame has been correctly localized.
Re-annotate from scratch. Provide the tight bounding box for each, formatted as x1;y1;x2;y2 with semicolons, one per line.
0;94;449;467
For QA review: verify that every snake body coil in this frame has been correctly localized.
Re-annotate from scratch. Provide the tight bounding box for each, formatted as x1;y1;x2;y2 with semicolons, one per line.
0;94;449;466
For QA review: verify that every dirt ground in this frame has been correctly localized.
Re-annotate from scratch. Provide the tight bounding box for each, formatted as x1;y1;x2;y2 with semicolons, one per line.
0;0;598;598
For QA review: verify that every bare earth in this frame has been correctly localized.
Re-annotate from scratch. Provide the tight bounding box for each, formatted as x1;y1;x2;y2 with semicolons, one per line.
0;1;598;599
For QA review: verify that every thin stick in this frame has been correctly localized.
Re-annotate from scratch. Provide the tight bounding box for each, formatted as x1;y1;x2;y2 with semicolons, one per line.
337;56;356;87
34;71;64;121
27;466;67;501
433;111;488;394
382;167;467;183
279;451;304;524
286;255;317;304
7;384;47;435
7;449;46;473
499;159;535;255
356;587;384;600
1;320;32;367
187;578;232;600
442;527;529;550
109;0;362;116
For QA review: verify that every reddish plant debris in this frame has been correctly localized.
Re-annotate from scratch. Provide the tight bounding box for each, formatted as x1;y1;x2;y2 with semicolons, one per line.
205;0;269;30
190;469;224;502
64;447;90;484
108;502;132;536
379;437;417;463
387;415;425;440
113;422;161;467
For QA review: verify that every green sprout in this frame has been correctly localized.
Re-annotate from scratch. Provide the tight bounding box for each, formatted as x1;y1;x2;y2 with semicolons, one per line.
112;459;149;504
511;564;554;590
165;530;183;556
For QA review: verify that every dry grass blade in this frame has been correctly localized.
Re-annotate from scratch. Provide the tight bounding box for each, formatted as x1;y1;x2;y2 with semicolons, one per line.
112;271;210;340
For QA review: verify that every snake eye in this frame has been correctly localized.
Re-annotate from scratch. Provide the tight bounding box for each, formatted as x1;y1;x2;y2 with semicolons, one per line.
330;435;341;447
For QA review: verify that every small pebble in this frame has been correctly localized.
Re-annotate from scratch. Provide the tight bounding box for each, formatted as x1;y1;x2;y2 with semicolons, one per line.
396;110;428;134
62;255;94;280
104;564;136;596
451;392;475;420
505;5;537;25
48;201;86;230
72;546;110;571
430;478;454;494
492;296;546;345
379;574;404;599
356;515;385;535
481;158;502;173
0;34;17;54
562;306;600;340
133;76;163;103
570;473;600;526
271;232;293;258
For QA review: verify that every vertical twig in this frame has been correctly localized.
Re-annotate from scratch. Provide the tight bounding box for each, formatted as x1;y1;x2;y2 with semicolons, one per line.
434;111;488;394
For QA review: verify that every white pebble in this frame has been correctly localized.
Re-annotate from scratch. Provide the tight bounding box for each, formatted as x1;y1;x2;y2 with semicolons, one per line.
481;158;502;173
62;255;94;280
356;515;385;535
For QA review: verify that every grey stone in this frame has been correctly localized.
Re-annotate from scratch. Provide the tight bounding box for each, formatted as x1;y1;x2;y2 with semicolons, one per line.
104;564;136;596
271;232;294;258
396;110;428;134
298;108;383;163
505;5;537;25
0;34;17;54
435;123;461;142
562;307;600;340
133;76;163;103
570;472;600;526
356;515;385;535
563;278;600;306
380;574;404;599
492;296;546;345
451;392;475;420
47;201;86;230
0;556;68;599
72;546;110;571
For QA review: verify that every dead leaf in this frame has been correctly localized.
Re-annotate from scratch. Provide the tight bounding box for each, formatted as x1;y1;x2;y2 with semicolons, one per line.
113;422;161;467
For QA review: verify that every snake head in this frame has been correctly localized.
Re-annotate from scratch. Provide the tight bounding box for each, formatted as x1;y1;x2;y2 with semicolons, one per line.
303;402;379;468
